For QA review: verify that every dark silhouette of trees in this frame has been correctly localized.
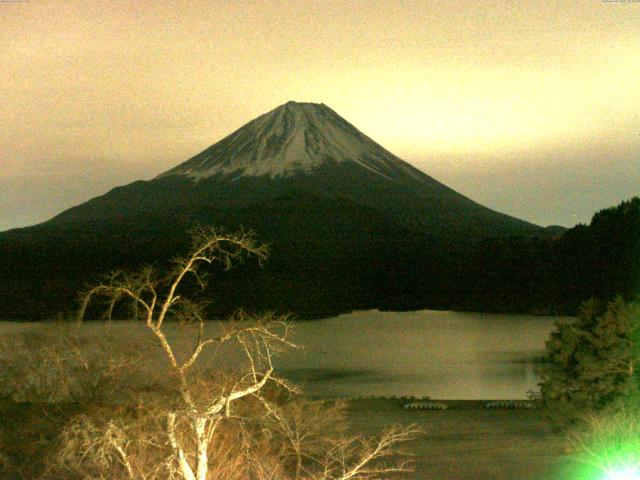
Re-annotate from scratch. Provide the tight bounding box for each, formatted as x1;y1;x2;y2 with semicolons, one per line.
0;197;637;319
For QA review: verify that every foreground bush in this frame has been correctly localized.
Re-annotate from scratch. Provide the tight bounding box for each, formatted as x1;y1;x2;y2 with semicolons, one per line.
0;323;160;403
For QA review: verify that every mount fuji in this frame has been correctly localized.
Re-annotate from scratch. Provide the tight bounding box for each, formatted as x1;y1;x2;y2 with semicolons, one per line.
158;101;435;182
44;101;540;237
0;101;545;318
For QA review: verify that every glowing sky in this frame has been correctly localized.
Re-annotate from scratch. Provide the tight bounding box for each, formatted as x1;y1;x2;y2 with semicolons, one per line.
1;0;639;231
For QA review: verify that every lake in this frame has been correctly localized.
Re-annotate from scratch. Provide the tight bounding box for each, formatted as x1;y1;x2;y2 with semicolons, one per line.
0;310;567;400
276;309;565;400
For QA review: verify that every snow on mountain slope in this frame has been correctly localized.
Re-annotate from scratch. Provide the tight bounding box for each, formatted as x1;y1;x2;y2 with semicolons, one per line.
157;101;425;183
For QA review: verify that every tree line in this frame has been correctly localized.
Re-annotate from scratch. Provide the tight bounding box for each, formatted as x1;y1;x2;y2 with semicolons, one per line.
0;197;637;320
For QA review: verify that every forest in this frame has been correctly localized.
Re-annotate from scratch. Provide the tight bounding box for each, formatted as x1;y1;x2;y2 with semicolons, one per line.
0;197;637;320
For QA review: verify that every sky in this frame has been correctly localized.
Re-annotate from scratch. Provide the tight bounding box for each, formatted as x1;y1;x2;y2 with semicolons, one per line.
1;0;639;231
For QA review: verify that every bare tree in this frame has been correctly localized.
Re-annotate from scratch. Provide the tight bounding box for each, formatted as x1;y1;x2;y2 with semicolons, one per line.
77;227;295;480
68;226;419;480
255;400;420;480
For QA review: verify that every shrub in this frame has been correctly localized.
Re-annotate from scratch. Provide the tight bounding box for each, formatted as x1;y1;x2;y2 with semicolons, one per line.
0;323;155;403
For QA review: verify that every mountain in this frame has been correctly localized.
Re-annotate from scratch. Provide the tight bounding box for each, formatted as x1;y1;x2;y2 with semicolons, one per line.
0;101;547;319
44;101;540;238
157;100;426;181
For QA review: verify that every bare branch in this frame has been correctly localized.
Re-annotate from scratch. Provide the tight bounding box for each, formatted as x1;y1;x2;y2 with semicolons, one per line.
180;339;215;374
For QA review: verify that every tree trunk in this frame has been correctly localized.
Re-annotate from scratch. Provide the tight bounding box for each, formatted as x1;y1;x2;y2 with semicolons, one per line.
195;417;209;480
168;413;197;480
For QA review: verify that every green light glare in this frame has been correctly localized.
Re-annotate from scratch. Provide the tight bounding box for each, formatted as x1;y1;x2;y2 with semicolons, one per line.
604;465;640;480
562;440;640;480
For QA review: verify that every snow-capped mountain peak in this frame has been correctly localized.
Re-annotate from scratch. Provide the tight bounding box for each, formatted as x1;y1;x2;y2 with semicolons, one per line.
157;101;423;182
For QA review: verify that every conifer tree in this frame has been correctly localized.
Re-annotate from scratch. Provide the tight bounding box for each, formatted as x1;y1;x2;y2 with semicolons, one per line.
539;296;640;427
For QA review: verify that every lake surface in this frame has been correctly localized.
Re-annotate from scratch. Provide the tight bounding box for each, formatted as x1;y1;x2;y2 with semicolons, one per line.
275;310;566;400
1;310;568;400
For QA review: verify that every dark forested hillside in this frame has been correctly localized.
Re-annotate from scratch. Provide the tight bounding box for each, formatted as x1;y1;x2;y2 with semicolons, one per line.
454;197;640;314
0;197;637;320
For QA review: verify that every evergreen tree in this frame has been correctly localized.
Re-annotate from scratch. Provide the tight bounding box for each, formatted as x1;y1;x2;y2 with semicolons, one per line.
539;297;640;427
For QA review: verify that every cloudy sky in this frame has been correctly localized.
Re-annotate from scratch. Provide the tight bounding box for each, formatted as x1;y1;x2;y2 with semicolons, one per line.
1;0;638;231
